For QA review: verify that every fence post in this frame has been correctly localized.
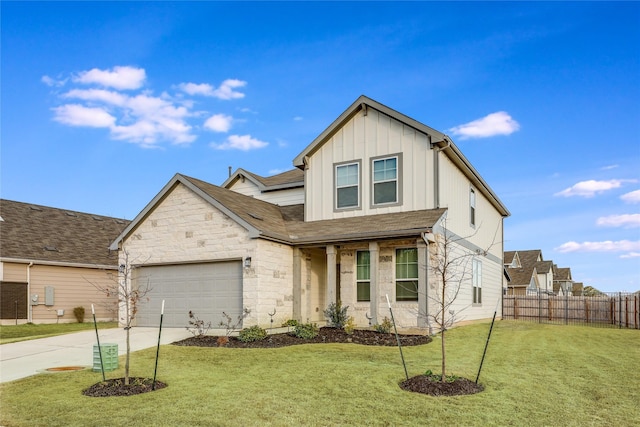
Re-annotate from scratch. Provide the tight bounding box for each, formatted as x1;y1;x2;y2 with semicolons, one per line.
619;292;622;329
585;298;589;324
565;294;568;325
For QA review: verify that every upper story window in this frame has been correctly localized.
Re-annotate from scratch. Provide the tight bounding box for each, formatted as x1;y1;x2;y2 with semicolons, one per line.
335;161;360;210
372;154;401;206
356;251;371;302
470;188;476;227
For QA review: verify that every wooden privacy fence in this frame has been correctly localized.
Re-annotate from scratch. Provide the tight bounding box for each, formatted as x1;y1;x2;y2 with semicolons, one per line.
503;293;640;329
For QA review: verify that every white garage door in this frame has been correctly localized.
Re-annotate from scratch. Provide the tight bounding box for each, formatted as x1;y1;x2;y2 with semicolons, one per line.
134;261;242;328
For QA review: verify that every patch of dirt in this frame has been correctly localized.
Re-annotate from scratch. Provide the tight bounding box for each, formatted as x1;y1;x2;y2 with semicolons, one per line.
82;377;167;397
400;375;484;397
172;327;432;348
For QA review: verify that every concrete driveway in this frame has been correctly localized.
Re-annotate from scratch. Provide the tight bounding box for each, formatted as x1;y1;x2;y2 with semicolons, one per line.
0;327;193;383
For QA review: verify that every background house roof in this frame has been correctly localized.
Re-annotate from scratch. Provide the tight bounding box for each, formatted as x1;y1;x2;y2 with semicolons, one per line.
0;199;129;266
223;168;304;191
506;265;538;288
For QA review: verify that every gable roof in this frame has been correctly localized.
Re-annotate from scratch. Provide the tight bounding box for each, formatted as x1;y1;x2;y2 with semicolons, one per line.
110;174;447;249
504;250;517;266
506;265;538;288
534;260;554;274
516;249;543;267
292;95;509;217
0;199;129;267
223;168;304;192
554;266;572;281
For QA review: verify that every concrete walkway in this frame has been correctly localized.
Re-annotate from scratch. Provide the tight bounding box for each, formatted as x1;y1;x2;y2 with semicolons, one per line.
0;327;193;383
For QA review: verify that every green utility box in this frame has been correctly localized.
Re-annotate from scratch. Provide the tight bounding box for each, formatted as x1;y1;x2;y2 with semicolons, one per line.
93;343;119;372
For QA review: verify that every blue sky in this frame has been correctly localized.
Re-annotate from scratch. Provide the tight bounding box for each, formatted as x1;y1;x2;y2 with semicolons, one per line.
1;1;639;293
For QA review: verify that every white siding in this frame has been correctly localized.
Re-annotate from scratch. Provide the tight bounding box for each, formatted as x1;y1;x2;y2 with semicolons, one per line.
228;178;304;206
305;108;434;221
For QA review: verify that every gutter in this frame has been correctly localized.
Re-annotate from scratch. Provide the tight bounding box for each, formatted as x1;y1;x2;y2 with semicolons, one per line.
433;137;451;209
421;232;436;334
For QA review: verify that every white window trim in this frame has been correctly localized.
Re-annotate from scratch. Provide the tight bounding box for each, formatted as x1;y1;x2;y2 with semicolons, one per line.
334;160;362;211
473;258;482;305
371;153;403;208
395;247;418;302
356;250;371;302
470;187;476;228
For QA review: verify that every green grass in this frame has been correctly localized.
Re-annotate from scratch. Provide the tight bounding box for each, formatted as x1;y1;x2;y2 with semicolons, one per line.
1;321;638;426
0;322;118;344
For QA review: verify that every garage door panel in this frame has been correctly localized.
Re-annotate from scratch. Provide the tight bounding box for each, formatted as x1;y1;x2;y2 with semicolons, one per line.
134;261;242;328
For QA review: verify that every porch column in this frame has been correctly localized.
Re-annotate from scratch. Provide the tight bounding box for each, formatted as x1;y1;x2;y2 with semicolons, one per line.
293;248;302;321
417;238;429;328
369;242;379;325
326;245;337;307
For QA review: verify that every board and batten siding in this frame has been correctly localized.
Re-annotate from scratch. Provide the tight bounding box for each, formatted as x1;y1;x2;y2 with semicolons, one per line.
305;108;434;221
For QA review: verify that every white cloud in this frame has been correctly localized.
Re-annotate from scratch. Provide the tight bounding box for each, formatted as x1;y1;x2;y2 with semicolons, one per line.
293;116;303;121
554;179;637;198
74;66;146;90
52;104;115;127
449;111;520;139
41;75;67;87
204;114;233;132
178;79;246;100
555;240;640;253
621;189;640;204
620;252;640;259
63;88;127;106
210;134;268;151
596;214;640;228
600;164;619;171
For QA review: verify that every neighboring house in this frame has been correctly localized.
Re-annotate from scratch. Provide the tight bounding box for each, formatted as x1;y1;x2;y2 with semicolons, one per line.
553;265;573;296
504;249;556;295
110;96;510;330
572;282;584;296
0;199;129;324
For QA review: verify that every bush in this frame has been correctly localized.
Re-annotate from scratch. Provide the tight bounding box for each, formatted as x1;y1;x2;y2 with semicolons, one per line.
281;319;299;327
293;322;318;339
186;311;212;338
344;316;356;335
238;325;267;342
324;301;349;328
374;317;393;334
73;306;85;323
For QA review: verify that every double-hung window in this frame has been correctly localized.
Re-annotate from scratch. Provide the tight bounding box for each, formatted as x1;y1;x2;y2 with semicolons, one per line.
396;248;418;301
335;162;360;209
356;251;370;302
472;258;482;304
372;155;399;205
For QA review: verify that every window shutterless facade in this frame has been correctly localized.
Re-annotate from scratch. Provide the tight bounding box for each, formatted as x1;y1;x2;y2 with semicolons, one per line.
473;258;482;304
371;154;402;207
470;188;476;227
335;161;360;210
356;251;370;302
396;248;418;301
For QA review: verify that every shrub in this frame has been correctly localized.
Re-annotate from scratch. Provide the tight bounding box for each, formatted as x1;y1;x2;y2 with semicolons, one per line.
238;325;267;342
324;301;349;329
281;319;298;327
186;311;212;338
73;306;85;323
293;322;318;339
374;316;393;334
219;307;251;336
344;316;356;335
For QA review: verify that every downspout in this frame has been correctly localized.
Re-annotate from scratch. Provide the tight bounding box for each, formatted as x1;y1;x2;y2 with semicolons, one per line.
433;137;451;209
421;232;436;335
27;262;34;323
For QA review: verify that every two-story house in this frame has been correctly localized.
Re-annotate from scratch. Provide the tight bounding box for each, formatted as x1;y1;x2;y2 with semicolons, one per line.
110;96;510;330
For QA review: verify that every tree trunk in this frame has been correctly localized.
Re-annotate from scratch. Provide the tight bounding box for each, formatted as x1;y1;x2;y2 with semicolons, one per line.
125;327;131;385
441;328;446;381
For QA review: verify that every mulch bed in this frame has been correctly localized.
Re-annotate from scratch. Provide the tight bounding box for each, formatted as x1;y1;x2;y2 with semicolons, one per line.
83;377;166;397
400;375;484;397
82;328;482;397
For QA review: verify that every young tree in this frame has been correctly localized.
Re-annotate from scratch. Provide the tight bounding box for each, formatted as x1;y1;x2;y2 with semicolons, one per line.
426;220;498;382
92;250;151;385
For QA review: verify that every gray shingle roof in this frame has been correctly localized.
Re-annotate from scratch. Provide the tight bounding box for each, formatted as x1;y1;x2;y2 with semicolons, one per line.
183;175;446;245
0;199;129;266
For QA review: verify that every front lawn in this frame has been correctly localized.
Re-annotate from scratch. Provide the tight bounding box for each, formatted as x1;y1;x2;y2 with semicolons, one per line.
0;322;118;344
1;321;638;426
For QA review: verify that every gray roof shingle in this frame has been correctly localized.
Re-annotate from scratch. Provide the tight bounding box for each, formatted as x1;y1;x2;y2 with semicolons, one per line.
0;199;129;266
